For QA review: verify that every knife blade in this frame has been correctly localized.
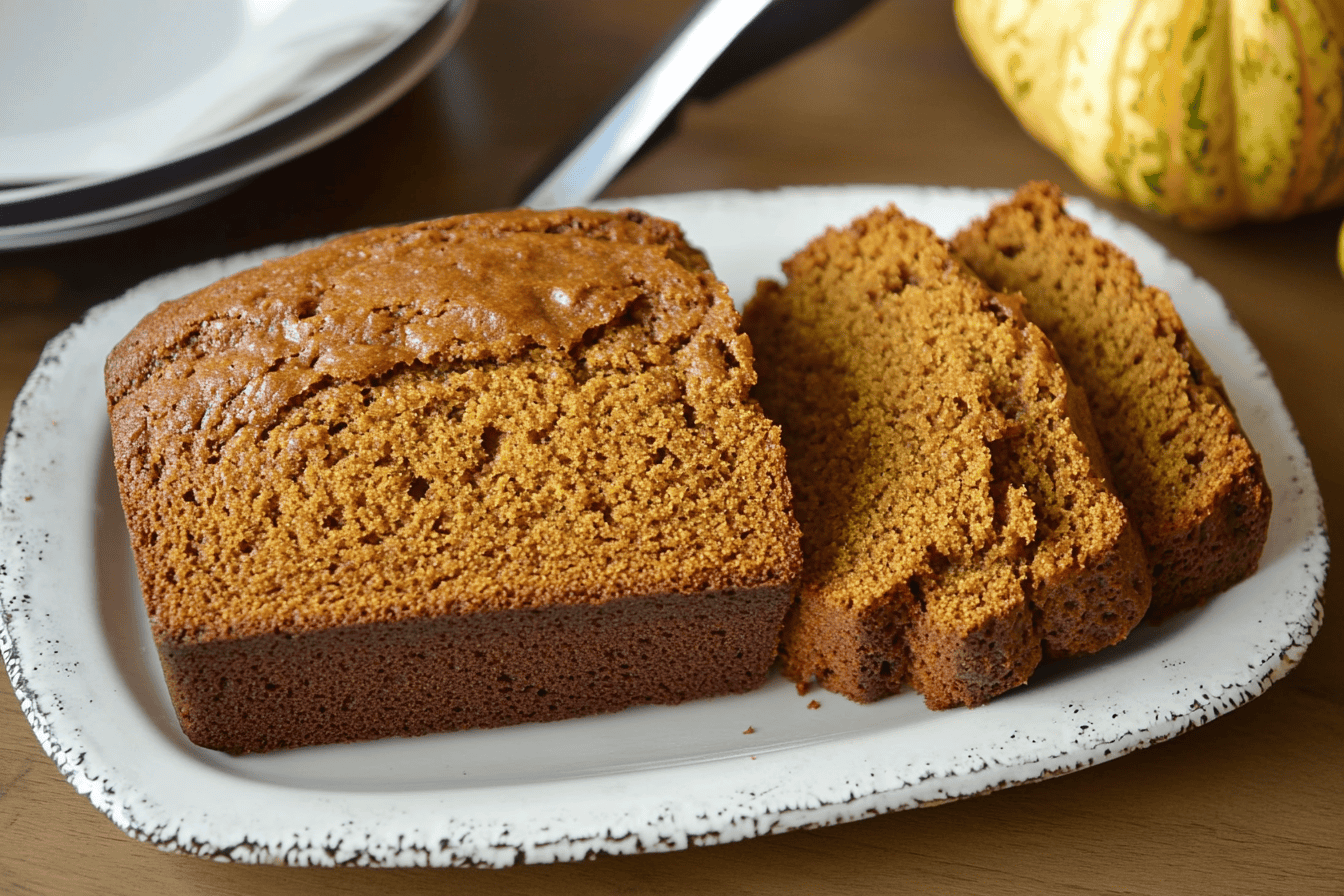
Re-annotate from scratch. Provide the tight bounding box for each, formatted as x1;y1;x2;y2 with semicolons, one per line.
519;0;879;209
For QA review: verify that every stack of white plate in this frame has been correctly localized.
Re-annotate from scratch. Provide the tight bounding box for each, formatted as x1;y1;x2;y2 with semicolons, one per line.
0;0;475;249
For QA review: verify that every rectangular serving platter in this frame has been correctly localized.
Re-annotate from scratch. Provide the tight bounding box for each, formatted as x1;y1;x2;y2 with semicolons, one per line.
0;185;1326;867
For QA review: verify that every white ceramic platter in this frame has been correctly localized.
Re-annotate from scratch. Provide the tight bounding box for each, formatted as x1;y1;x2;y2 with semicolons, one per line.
0;185;1326;867
0;0;448;185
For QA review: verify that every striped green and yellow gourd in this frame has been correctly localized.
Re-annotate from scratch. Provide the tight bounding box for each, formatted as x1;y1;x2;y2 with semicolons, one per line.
955;0;1344;229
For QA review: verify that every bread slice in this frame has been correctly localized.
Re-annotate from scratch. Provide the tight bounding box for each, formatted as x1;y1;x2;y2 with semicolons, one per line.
953;182;1272;619
105;208;802;753
742;205;1150;709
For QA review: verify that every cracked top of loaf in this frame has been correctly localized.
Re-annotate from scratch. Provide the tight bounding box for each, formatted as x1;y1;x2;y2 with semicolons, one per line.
106;208;801;646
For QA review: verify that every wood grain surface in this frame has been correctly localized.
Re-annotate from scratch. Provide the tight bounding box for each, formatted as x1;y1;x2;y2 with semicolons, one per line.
2;2;1340;893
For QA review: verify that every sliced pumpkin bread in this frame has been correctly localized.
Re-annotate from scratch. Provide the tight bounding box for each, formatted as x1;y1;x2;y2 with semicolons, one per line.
743;205;1150;709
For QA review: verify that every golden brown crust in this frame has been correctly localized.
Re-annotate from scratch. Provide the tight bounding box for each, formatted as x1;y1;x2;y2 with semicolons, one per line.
744;205;1149;710
107;207;802;752
952;182;1272;619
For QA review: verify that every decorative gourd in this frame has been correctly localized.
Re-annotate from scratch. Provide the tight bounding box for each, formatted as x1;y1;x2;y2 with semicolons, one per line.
1338;215;1344;272
955;0;1344;229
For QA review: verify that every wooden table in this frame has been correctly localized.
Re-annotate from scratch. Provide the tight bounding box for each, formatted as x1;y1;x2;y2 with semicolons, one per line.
2;2;1339;893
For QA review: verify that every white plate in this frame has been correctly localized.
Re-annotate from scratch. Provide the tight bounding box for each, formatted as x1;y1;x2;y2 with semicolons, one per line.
0;0;474;250
0;0;448;185
0;186;1326;867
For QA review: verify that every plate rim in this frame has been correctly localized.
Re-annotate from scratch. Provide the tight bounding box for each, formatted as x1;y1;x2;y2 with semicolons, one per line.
0;184;1328;867
0;0;451;186
0;0;476;249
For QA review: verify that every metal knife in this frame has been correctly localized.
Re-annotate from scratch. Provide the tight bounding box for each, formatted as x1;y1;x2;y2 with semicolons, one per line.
520;0;879;209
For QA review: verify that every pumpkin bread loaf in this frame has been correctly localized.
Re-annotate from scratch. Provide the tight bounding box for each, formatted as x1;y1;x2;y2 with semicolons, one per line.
106;208;802;753
953;182;1272;619
742;205;1150;709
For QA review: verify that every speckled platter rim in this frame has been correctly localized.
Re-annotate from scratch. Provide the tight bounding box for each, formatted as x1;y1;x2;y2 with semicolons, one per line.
0;185;1328;867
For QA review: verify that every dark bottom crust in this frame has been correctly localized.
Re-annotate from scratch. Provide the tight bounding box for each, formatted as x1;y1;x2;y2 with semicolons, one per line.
778;592;911;704
159;586;794;754
905;605;1040;711
779;590;1040;710
1145;469;1273;621
779;525;1150;710
1037;521;1152;659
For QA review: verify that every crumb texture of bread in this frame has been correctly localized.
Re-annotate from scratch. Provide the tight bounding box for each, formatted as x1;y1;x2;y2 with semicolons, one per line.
106;207;801;752
743;206;1150;710
953;182;1272;619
